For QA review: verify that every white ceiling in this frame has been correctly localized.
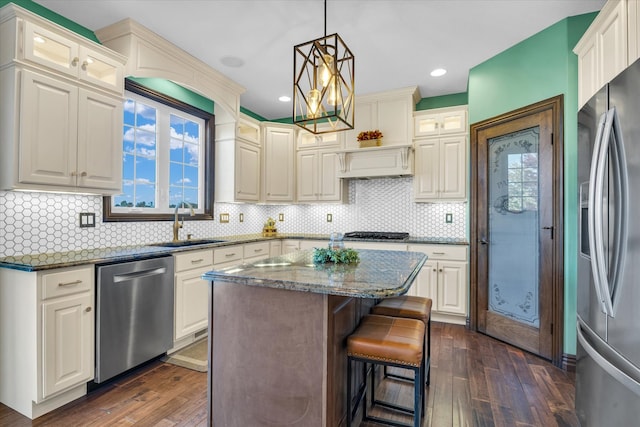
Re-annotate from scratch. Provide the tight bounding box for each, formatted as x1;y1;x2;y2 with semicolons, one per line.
35;0;605;120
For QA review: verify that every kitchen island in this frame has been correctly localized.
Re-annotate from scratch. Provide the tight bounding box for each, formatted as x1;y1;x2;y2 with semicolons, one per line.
202;249;427;427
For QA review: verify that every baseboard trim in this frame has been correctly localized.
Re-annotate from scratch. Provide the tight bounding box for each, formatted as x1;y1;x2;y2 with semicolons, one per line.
562;353;576;372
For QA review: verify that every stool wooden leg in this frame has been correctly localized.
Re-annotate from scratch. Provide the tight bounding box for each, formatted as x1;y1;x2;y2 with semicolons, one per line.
426;317;431;386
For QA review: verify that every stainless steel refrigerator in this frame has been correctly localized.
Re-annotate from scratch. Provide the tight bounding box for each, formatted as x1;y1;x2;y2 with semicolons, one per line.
577;58;640;426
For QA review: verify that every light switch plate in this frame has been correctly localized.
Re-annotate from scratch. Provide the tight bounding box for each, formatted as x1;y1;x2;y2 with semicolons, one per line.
79;212;95;228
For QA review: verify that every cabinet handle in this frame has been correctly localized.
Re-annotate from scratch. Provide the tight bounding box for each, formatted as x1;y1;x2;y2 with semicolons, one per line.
191;258;204;264
225;253;237;257
58;279;82;287
254;249;263;253
71;57;79;67
432;252;445;255
85;306;92;313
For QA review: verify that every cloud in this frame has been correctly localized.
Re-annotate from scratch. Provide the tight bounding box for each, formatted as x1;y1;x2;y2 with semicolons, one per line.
175;178;192;185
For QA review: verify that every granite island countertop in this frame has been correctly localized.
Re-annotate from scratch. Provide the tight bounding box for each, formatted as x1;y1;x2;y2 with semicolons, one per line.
202;249;428;298
0;233;466;272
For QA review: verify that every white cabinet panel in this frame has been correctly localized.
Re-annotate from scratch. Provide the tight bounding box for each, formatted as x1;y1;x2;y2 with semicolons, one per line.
174;267;210;340
414;135;467;201
264;127;295;202
42;292;93;399
235;141;261;201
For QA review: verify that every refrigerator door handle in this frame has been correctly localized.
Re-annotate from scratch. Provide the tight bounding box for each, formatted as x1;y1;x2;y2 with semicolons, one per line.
587;111;608;313
591;108;630;317
577;319;640;397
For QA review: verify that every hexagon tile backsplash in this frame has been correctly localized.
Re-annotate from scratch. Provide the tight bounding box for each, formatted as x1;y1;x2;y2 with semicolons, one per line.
0;178;467;256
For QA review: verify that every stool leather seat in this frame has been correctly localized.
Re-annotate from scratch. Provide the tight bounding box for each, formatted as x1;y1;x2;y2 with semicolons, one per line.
371;295;432;324
347;314;425;367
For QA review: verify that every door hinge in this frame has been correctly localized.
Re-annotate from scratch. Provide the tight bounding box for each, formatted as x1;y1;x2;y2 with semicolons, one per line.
543;226;554;239
550;323;553;334
551;133;554;145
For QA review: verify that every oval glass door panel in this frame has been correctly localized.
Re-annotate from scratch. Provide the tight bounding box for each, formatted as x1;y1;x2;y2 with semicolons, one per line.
488;127;540;328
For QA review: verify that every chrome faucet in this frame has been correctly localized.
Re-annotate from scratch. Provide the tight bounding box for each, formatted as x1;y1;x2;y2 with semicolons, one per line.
173;202;195;242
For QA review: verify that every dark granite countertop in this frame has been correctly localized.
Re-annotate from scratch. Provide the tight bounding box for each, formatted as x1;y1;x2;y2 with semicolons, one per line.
0;233;467;272
203;249;427;298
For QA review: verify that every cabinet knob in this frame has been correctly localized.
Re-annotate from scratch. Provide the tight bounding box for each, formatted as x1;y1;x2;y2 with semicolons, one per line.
81;60;89;70
80;171;87;177
439;269;443;272
70;171;77;177
71;57;79;67
85;307;92;313
433;268;437;272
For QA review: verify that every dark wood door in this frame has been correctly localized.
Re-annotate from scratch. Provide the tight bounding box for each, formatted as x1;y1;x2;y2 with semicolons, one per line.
471;97;564;362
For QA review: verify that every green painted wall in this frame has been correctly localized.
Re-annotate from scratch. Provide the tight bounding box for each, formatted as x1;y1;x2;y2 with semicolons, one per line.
128;77;214;114
468;12;597;355
416;92;468;110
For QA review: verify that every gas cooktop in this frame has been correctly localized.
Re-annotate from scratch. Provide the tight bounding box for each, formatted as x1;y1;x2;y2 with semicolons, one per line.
343;231;409;240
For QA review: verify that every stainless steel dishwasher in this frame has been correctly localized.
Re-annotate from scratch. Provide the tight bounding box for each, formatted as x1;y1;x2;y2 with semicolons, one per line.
95;256;174;383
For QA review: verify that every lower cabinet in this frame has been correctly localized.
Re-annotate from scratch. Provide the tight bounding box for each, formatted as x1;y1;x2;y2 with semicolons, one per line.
173;249;213;344
0;265;94;419
407;244;468;324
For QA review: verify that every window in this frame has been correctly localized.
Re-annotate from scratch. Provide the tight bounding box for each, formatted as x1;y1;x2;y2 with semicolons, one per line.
104;80;214;221
507;152;538;212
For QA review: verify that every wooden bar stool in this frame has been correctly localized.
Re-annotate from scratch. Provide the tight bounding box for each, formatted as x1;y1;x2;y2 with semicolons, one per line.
347;314;425;427
371;295;432;385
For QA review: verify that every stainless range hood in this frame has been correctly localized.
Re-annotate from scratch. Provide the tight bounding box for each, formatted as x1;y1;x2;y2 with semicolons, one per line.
335;144;414;179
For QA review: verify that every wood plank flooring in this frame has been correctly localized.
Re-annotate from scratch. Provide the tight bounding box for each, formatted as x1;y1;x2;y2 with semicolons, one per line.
0;322;577;427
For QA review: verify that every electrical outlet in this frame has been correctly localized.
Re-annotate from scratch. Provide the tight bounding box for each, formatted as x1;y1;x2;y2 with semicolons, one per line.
278;213;284;222
445;213;453;223
327;213;333;222
239;213;244;222
219;213;230;223
79;212;95;228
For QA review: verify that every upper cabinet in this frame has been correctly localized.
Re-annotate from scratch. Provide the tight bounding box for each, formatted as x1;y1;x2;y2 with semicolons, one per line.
413;106;468;202
263;125;295;203
574;0;629;108
413;107;467;138
344;87;420;149
215;115;262;203
0;4;126;194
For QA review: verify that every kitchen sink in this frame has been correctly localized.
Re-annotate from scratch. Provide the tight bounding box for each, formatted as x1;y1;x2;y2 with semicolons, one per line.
148;239;226;248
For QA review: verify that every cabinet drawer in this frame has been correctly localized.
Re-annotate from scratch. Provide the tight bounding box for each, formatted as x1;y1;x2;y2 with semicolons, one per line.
41;266;93;300
175;249;213;272
408;244;468;261
214;245;243;265
243;242;270;260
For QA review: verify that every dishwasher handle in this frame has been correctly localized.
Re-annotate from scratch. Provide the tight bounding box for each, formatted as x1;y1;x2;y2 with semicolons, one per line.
113;267;168;283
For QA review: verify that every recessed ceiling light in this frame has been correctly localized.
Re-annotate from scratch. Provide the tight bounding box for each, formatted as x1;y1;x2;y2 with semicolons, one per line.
430;68;447;77
278;95;291;102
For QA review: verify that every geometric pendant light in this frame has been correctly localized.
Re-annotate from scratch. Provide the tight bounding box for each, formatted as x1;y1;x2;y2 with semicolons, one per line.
293;0;354;134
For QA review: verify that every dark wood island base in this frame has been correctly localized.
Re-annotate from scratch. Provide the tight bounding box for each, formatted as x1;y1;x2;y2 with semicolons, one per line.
204;249;427;427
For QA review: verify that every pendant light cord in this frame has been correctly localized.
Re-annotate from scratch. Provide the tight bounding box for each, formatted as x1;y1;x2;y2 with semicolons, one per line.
324;0;327;37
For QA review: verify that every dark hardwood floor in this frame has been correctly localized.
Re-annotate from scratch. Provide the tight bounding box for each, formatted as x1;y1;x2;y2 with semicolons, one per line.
0;322;577;427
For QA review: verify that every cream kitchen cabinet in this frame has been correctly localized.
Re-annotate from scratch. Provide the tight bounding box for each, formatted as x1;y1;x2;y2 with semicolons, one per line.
413;106;467;137
574;0;628;108
413;135;467;201
297;149;346;203
215;116;262;203
269;240;282;257
407;244;468;325
344;87;420;149
282;240;301;254
243;241;271;262
173;249;213;343
297;129;343;150
0;4;126;194
0;265;94;419
263;125;295;203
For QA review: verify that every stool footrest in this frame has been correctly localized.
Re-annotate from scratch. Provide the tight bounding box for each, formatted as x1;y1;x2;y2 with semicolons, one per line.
364;414;415;427
373;398;415;415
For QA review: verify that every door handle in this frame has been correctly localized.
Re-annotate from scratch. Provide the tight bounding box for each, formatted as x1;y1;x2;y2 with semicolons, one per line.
479;238;489;245
542;226;554;239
